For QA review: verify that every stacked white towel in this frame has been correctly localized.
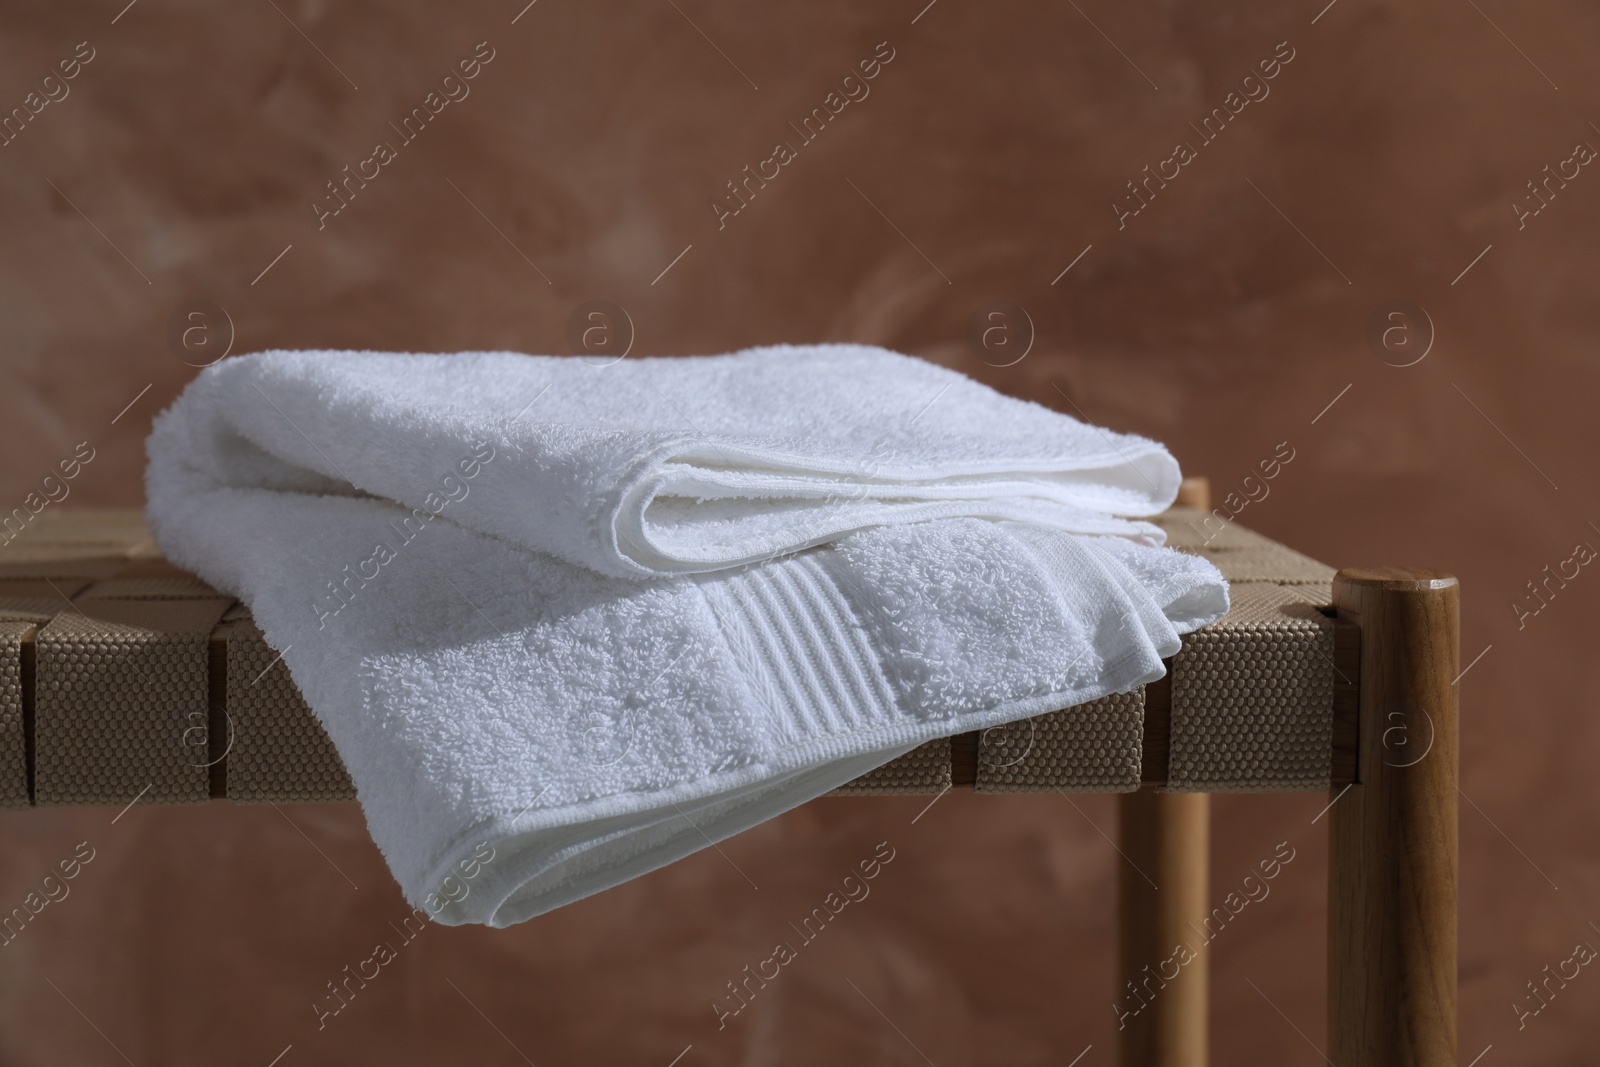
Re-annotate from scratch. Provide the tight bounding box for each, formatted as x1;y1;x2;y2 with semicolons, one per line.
145;344;1227;926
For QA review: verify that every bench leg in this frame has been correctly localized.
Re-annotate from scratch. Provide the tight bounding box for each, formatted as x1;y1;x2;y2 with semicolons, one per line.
1118;790;1209;1067
1330;568;1459;1066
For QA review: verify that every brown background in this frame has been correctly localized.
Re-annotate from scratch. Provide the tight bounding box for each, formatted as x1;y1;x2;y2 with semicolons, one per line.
3;0;1598;1062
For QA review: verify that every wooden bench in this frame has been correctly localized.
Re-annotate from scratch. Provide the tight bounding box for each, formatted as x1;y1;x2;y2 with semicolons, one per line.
0;480;1459;1066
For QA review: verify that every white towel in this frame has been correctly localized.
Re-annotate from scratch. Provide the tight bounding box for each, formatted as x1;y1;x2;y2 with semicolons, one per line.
145;347;1228;926
150;344;1181;579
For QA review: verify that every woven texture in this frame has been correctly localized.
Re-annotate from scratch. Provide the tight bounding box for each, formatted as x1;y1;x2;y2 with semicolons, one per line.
5;511;162;563
974;689;1145;793
1165;582;1337;792
34;598;230;805
1155;506;1336;585
0;578;91;605
0;619;30;809
225;621;356;803
0;508;1349;801
0;581;94;809
827;738;951;796
78;576;221;600
0;553;130;580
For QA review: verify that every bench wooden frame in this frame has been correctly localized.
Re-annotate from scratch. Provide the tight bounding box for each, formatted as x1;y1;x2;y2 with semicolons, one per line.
1110;479;1458;1067
0;481;1460;1066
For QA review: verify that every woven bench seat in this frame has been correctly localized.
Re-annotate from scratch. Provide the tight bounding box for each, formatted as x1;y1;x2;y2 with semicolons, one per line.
0;504;1464;1067
0;507;1354;807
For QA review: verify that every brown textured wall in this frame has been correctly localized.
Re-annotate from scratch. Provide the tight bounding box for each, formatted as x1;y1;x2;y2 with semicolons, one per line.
3;0;1599;1062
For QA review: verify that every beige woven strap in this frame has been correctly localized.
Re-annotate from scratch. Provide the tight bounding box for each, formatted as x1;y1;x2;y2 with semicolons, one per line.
8;510;162;561
0;508;1354;802
1199;542;1336;585
34;597;231;805
23;508;152;546
0;508;153;577
1155;506;1271;549
0;599;71;623
974;689;1145;793
0;553;130;580
0;619;31;810
827;737;952;796
224;620;356;803
1156;506;1336;585
1164;582;1337;792
78;576;222;600
0;580;97;808
0;578;92;602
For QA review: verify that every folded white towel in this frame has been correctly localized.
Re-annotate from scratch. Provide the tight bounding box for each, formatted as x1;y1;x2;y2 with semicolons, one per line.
151;344;1181;579
145;347;1227;925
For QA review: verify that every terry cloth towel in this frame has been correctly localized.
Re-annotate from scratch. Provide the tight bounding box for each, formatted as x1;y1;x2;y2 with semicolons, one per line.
149;345;1182;579
145;348;1228;926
